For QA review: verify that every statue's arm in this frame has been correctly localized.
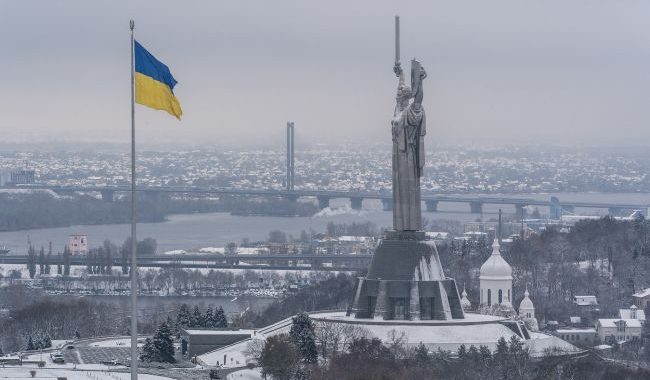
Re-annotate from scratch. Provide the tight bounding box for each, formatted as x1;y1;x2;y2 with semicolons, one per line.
393;62;405;101
414;66;426;107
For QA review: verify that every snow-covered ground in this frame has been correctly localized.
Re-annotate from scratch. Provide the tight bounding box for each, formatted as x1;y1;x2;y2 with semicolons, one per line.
313;205;367;217
0;367;173;379
226;368;263;380
89;338;144;348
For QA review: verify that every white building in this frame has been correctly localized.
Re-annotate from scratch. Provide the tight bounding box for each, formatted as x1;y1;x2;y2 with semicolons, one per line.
555;328;597;346
519;287;535;319
632;288;650;309
69;234;88;255
573;295;598;306
479;239;513;307
518;286;538;331
618;305;646;325
595;319;642;343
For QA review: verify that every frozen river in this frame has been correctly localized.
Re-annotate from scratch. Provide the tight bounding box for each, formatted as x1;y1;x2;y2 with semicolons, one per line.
1;193;649;255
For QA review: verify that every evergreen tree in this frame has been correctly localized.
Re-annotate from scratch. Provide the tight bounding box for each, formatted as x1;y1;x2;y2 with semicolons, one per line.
293;367;307;380
45;242;52;275
215;306;228;328
467;345;481;363
457;344;468;360
105;242;113;274
166;315;178;337
86;251;94;274
42;335;52;349
414;343;430;365
38;246;45;274
0;344;4;357
63;245;71;276
120;238;130;275
289;312;317;364
152;322;175;363
204;307;215;328
26;336;35;351
97;247;106;274
140;338;157;362
191;305;203;328
176;304;191;329
56;253;62;275
27;245;37;279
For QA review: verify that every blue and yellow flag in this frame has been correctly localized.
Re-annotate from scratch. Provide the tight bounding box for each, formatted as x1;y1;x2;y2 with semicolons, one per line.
135;41;182;120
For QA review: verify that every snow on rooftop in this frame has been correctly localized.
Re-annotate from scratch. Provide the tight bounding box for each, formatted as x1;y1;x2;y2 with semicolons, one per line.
555;328;596;333
619;308;646;321
184;329;255;336
597;319;642;328
633;288;650;298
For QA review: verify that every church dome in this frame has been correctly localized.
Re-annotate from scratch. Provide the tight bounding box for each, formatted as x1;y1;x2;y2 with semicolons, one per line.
479;239;513;280
519;288;534;311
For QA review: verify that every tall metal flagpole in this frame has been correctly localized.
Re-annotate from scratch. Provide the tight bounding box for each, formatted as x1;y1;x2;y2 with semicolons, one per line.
129;19;139;380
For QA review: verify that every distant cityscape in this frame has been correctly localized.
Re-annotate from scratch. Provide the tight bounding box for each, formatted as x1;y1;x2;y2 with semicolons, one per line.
1;145;650;193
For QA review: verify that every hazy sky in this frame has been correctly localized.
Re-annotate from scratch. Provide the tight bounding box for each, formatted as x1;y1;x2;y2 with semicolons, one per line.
2;1;650;147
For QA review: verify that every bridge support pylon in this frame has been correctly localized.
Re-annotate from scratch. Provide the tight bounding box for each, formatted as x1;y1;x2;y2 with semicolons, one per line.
284;193;299;202
608;207;622;216
469;201;483;214
317;196;330;209
100;189;115;203
515;204;526;218
425;200;438;212
350;197;363;210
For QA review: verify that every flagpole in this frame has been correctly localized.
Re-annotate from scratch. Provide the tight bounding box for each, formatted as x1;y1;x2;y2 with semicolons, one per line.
129;19;139;380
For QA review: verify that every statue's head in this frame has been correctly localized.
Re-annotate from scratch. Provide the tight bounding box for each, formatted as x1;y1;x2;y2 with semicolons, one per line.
397;84;412;105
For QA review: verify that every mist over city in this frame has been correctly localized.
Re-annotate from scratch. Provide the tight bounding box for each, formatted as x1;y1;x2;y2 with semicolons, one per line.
1;1;650;380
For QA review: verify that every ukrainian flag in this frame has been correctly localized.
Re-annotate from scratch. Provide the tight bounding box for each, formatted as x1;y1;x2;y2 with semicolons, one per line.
135;40;182;119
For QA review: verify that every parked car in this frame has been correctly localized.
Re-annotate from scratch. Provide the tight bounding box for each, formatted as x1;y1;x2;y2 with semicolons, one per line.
50;352;65;363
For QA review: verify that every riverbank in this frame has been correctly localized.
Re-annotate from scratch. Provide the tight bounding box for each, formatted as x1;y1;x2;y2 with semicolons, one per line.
1;192;649;255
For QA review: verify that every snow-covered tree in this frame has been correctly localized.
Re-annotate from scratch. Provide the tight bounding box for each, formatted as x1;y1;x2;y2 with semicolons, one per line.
26;336;35;351
139;338;157;362
204;307;215;328
190;305;203;328
152;322;175;363
176;304;191;329
289;312;317;364
215;306;228;328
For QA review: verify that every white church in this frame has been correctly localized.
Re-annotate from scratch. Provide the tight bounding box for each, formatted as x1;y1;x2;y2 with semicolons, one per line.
463;238;539;328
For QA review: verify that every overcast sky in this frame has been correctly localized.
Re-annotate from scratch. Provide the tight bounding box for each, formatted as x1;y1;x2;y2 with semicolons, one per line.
2;0;650;147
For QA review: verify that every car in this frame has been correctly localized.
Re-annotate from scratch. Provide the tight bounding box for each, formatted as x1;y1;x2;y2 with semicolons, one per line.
50;352;65;364
66;345;75;349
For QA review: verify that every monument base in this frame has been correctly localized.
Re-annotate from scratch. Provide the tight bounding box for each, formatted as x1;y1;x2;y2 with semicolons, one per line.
349;230;465;321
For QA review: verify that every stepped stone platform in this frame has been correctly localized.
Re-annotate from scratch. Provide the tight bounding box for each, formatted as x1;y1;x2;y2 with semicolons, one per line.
349;230;464;321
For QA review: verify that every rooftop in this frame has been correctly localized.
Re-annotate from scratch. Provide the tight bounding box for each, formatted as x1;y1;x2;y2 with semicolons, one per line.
556;328;596;333
479;239;512;280
632;288;650;298
597;319;642;328
183;329;255;336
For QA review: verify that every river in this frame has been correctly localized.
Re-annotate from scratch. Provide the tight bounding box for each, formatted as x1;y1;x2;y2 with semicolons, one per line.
1;193;648;255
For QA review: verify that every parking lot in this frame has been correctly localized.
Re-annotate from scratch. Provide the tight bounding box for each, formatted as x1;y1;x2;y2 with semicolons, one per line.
61;346;131;365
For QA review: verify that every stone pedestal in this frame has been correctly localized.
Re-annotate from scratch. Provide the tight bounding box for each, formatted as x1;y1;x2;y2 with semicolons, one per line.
349;230;465;321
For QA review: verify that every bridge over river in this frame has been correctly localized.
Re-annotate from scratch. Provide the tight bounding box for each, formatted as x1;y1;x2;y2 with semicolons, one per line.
21;185;650;216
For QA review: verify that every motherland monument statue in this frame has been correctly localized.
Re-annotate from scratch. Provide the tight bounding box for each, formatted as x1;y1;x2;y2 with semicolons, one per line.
348;16;464;321
391;25;427;231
